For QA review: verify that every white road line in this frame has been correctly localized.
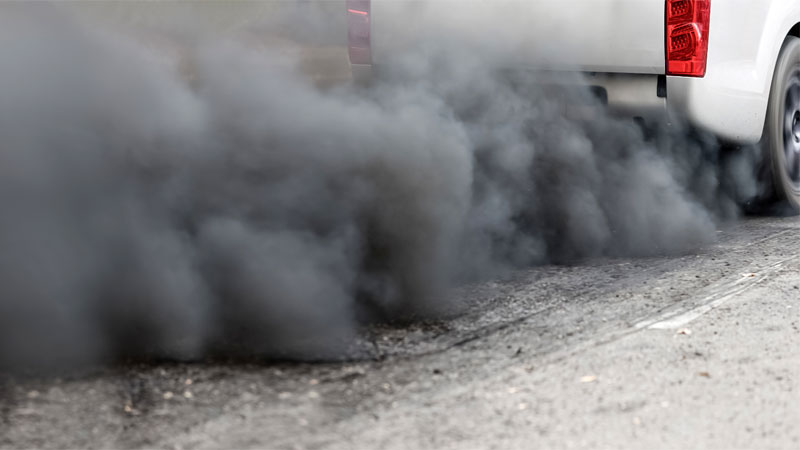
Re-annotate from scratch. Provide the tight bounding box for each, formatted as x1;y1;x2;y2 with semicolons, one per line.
635;259;789;330
646;278;766;329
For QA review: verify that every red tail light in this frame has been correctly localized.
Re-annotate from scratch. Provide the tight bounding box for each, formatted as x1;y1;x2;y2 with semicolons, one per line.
347;0;371;65
666;0;710;77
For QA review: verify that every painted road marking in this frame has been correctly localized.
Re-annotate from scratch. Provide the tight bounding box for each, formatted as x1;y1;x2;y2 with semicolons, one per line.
635;259;789;330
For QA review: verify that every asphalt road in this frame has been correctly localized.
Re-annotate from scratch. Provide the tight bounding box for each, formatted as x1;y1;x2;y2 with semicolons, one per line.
1;216;799;450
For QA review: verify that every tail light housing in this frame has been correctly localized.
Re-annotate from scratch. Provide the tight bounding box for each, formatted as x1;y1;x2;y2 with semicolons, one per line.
666;0;710;77
347;0;371;64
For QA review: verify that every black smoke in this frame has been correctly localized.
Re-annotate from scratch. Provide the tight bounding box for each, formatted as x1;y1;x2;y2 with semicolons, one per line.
0;4;754;369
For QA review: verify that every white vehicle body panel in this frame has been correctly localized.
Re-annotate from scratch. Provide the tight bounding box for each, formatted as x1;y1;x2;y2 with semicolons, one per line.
371;0;666;74
363;0;800;144
669;0;800;143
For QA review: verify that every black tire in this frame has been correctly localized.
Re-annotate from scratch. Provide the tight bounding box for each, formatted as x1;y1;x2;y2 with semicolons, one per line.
761;36;800;214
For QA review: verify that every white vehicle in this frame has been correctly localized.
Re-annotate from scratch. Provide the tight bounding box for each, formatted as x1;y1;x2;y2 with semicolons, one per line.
347;0;800;210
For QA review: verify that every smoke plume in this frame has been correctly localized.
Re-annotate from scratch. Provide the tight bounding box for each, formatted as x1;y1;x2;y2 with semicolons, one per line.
0;3;754;369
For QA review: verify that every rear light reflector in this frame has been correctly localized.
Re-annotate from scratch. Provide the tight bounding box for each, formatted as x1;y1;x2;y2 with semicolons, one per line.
668;0;692;22
347;0;371;65
666;0;710;77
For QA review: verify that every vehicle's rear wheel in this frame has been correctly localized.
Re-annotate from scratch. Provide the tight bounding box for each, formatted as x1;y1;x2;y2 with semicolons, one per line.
760;36;800;213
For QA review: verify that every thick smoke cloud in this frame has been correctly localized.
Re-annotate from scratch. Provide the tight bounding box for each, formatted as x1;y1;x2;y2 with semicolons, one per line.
0;4;753;369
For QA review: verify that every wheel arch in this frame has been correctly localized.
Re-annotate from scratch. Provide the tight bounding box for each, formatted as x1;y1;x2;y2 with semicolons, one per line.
789;22;800;40
760;22;800;138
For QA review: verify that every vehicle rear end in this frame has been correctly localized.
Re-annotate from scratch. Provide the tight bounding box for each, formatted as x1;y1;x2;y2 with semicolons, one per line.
348;0;711;120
